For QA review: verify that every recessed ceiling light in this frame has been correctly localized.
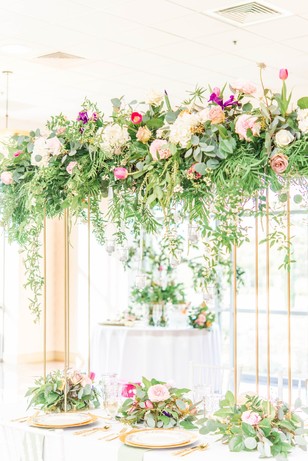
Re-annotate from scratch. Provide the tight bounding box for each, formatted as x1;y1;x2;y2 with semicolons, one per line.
0;44;32;55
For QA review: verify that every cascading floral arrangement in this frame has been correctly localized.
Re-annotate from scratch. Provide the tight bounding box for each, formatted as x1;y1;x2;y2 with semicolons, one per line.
1;65;308;320
188;301;215;329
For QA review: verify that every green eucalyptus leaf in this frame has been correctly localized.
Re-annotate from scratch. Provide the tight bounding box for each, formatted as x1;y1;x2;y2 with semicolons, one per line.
297;97;308;109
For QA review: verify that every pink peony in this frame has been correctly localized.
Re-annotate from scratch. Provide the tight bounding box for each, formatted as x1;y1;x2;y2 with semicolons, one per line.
241;410;262;425
0;171;13;185
114;167;128;180
66;161;78;174
231;80;257;94
195;314;206;325
270;153;288;174
208;106;225;124
145;399;154;409
279;68;288;80
14;150;23;157
89;371;95;381
235;114;260;141
131;112;143;124
147;384;170;402
149;139;171;160
121;382;141;398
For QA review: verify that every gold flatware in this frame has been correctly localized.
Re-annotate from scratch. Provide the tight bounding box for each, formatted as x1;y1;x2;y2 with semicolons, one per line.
74;425;110;436
174;443;209;456
11;411;39;423
99;427;128;441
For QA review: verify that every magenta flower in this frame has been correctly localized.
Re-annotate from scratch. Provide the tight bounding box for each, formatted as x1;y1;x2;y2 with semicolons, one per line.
208;92;239;108
14;150;23;157
77;110;89;124
114;167;128;180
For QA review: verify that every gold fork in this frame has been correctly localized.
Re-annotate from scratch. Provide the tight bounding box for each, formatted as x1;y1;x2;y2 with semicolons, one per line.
11;411;40;423
174;443;209;456
99;427;128;441
74;425;110;436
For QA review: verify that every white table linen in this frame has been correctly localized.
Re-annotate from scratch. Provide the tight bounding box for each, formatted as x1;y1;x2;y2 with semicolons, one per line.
91;324;221;387
1;415;306;461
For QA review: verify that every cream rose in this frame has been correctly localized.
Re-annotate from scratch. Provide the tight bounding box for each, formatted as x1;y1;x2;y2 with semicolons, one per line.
275;129;294;147
136;126;151;143
147;384;170;402
145;90;164;106
241;410;262;425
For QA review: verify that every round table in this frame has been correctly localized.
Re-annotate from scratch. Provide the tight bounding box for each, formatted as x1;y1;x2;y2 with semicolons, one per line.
91;324;221;387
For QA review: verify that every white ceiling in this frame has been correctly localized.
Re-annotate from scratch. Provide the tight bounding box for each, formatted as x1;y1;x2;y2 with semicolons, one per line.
1;0;308;129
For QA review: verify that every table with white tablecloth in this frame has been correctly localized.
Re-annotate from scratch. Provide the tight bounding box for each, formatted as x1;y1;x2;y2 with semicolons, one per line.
91;324;221;387
1;413;307;461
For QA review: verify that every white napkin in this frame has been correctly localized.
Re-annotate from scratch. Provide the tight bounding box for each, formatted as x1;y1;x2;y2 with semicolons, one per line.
20;431;45;461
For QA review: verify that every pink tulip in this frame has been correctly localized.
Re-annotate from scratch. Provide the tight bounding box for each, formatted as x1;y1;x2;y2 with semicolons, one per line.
279;68;288;80
113;167;128;180
14;150;23;157
89;371;95;381
212;87;220;96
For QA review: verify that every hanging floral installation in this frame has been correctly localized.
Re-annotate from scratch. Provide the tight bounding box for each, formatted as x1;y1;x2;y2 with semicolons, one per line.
0;65;308;320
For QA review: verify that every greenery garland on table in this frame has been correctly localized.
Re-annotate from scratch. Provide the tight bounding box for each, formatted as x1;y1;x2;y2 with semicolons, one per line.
199;391;308;459
1;65;308;320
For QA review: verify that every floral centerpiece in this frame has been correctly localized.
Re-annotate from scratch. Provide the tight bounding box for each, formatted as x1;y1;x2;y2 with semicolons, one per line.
26;369;100;412
199;391;308;458
118;377;197;429
188;301;215;329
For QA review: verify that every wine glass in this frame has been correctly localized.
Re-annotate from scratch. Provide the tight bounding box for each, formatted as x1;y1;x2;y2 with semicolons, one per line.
103;384;119;418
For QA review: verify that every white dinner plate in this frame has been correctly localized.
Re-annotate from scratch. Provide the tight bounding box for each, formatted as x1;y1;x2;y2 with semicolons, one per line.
30;412;94;428
121;428;198;448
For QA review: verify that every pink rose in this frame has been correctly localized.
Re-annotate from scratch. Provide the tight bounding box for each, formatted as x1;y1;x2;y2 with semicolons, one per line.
1;171;13;185
70;372;82;385
241;410;262;425
66;161;78;174
231;80;257;95
14;150;23;157
270;153;288;174
195;314;206;325
147;384;170;402
121;382;141;398
89;371;95;381
149;139;171;160
46;136;62;156
81;375;92;387
208;106;225;124
187;164;202;180
113;167;128;180
235;114;260;141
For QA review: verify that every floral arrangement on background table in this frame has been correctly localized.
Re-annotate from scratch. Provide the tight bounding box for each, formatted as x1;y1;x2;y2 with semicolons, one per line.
1;66;308;320
118;377;198;429
26;369;100;412
199;391;308;458
188;301;215;329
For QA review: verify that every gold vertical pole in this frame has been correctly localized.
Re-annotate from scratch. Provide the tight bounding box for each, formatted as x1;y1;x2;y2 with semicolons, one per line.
64;208;69;412
255;197;259;394
43;211;47;380
67;209;70;368
287;193;292;408
87;198;91;376
266;189;271;403
233;244;238;401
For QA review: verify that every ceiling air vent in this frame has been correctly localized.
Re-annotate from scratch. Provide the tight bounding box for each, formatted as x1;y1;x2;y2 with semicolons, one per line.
206;1;291;26
37;51;84;59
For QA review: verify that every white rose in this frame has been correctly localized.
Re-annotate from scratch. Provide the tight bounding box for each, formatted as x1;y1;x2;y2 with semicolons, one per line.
275;130;294;147
145;89;164;107
297;109;308;133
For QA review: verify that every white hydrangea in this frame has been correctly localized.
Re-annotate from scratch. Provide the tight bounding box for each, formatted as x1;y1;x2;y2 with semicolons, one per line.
169;112;202;148
297;109;308;133
31;137;51;167
98;124;130;154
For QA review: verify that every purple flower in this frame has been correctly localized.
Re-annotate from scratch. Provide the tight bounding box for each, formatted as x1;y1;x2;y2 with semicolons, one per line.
223;95;240;108
208;92;223;108
91;112;98;121
208;92;239;108
162;410;172;417
77;110;89;124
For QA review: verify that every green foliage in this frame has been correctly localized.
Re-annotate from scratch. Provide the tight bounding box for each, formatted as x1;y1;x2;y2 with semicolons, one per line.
26;369;100;412
188;301;215;329
198;392;308;459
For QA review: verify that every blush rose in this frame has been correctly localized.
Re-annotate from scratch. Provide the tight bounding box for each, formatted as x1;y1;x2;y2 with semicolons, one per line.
147;384;170;402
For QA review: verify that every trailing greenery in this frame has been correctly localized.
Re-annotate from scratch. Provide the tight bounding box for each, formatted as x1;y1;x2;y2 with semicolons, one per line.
0;67;307;320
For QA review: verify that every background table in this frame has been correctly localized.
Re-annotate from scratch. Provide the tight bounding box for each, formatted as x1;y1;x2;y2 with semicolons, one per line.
91;324;221;387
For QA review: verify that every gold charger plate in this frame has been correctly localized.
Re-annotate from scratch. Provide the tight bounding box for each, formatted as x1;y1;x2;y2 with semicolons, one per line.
29;412;98;429
120;428;198;449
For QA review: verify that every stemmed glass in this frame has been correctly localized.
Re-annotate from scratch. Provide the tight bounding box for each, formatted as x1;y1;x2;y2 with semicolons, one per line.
152;304;162;327
100;373;119;419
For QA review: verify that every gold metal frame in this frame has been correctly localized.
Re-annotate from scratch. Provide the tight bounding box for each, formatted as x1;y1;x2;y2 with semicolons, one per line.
255;197;259;394
233;244;238;400
287;194;292;408
266;189;271;403
87;199;91;375
43;212;47;380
